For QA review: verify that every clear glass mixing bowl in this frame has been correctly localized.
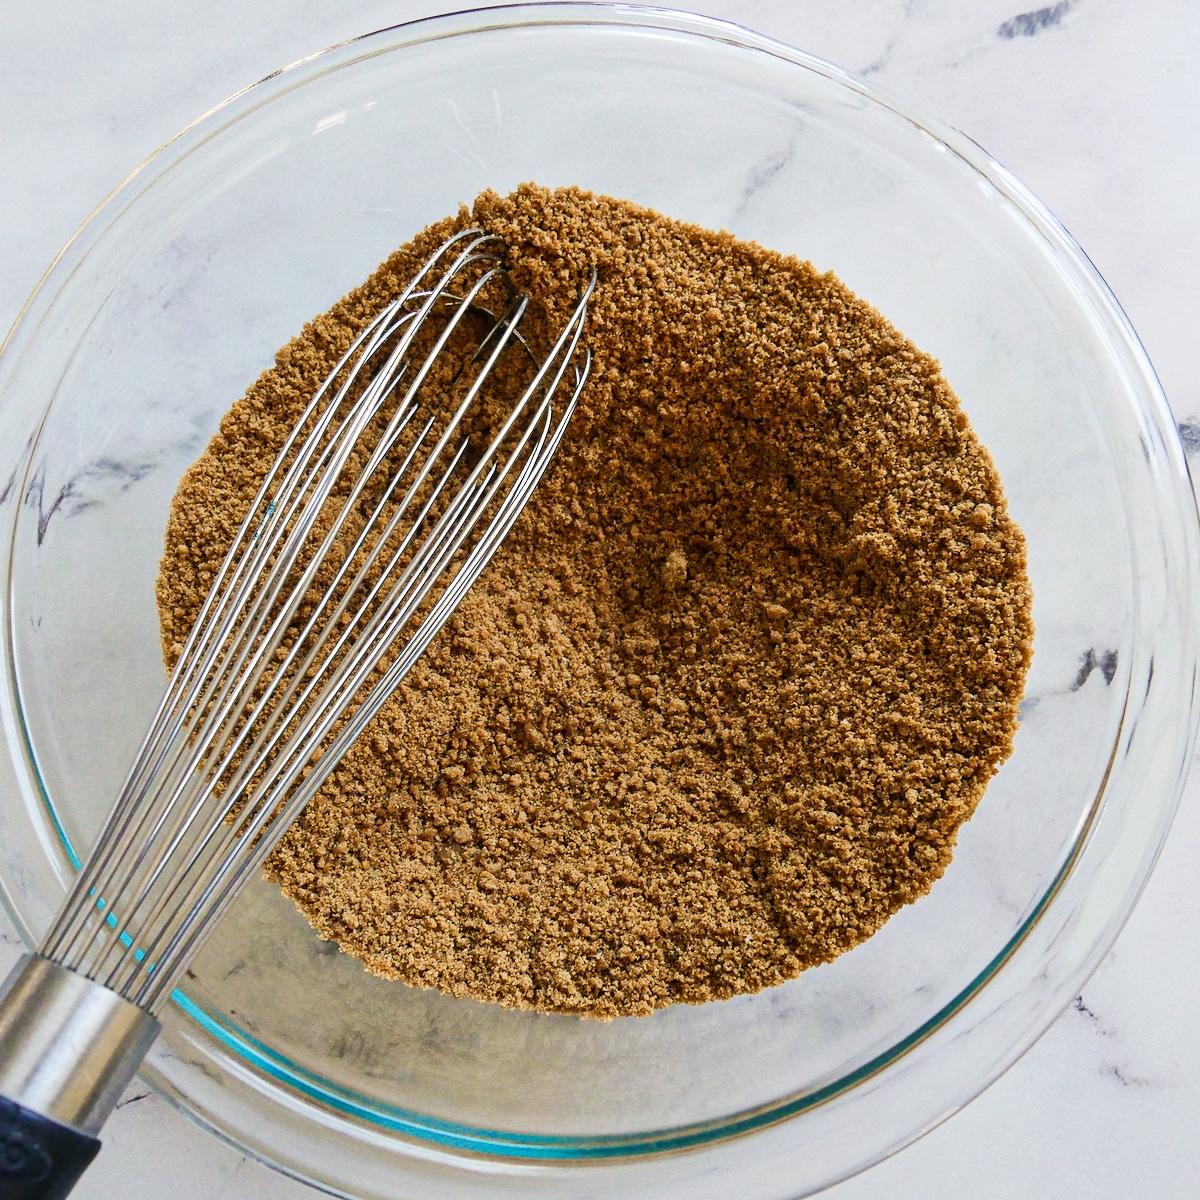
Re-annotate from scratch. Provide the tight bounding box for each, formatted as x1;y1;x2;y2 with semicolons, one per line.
0;6;1196;1198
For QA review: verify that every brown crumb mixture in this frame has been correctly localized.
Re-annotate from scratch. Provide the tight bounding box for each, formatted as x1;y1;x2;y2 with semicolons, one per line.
157;184;1033;1020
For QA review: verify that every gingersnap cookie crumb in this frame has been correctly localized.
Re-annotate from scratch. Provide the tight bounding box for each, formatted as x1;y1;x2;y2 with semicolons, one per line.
157;183;1033;1020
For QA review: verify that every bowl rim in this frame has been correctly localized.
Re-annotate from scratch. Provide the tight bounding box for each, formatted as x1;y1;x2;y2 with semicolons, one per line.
0;3;1196;1195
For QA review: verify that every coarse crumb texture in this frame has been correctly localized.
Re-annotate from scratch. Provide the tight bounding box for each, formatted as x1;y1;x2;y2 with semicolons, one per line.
157;184;1033;1020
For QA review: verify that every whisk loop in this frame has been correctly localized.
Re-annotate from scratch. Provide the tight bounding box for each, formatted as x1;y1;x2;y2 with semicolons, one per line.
37;227;595;1013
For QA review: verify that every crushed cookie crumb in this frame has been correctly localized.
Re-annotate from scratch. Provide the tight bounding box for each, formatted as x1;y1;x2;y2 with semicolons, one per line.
157;183;1033;1020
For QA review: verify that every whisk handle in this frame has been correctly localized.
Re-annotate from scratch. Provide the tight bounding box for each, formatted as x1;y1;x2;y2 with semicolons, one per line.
0;956;159;1199
0;1097;97;1200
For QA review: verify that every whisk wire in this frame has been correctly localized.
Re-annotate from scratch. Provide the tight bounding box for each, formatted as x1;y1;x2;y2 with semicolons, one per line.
140;374;582;1010
43;232;596;1014
135;394;572;1008
139;290;597;1007
52;237;500;903
99;441;487;996
94;274;528;966
43;234;508;969
53;233;496;892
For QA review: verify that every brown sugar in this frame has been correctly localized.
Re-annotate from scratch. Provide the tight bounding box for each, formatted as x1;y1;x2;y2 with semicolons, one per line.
157;183;1033;1020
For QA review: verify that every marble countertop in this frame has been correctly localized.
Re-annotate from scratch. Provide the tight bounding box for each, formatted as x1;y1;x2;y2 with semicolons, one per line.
2;1;1199;1196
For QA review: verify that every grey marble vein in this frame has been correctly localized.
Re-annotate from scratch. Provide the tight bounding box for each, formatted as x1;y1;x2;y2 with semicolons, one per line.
997;2;1073;40
1072;648;1119;690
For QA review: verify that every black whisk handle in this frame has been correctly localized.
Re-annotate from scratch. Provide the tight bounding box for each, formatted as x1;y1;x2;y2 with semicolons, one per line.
0;1097;99;1200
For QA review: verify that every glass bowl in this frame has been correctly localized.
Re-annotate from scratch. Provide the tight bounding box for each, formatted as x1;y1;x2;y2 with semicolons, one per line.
0;5;1196;1198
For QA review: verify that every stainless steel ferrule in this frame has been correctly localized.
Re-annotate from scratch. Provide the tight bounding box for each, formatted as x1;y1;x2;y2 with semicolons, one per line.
0;954;160;1136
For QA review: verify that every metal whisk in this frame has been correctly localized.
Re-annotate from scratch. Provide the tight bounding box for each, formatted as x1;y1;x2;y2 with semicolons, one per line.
0;227;595;1198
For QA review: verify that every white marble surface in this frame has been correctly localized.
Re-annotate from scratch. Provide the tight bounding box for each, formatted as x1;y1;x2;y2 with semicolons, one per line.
2;1;1200;1196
